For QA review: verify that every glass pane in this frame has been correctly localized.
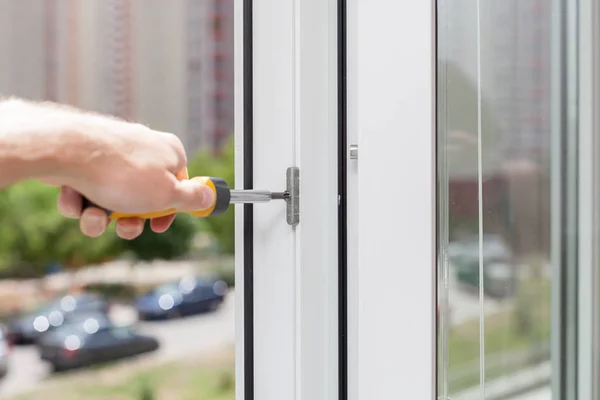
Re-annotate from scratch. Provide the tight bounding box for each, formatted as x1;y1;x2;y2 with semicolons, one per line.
0;0;235;399
437;0;570;398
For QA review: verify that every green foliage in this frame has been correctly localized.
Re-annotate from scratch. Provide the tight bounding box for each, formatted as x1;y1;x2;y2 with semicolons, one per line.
0;180;124;274
216;371;235;393
14;355;236;400
83;282;138;301
124;213;197;261
138;378;156;400
513;258;550;341
187;138;235;254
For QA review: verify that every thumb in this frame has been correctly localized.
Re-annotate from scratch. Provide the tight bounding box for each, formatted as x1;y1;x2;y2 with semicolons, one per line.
171;178;216;212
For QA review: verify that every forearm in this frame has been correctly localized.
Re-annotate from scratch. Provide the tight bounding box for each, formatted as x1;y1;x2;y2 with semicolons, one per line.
0;98;85;188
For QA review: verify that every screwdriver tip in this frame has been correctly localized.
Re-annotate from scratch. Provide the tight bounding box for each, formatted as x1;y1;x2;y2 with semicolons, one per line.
271;191;290;200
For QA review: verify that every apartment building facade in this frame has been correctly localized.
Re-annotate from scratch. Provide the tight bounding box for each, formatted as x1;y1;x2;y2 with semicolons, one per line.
0;0;234;155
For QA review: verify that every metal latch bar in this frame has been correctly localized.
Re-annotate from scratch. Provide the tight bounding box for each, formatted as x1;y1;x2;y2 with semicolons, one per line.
285;166;300;226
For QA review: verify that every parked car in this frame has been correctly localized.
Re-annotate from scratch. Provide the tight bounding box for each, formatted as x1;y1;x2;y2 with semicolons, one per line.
451;234;516;298
35;311;112;342
136;276;228;320
38;322;158;372
7;292;110;344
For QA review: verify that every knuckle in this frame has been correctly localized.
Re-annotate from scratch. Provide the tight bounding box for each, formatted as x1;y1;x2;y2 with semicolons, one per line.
164;133;187;159
131;122;151;133
158;133;187;172
163;132;184;151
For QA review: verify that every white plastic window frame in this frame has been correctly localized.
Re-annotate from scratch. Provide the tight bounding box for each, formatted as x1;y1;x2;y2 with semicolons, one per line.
346;0;598;399
233;1;339;400
347;1;436;400
344;0;598;399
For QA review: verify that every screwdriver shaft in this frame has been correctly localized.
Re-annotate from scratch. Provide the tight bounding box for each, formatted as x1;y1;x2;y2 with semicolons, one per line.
230;190;288;204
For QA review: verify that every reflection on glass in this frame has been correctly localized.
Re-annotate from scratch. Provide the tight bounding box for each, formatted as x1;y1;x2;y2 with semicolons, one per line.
437;1;556;398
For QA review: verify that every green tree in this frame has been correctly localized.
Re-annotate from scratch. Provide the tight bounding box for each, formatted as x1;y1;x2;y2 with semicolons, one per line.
0;180;124;274
187;139;235;254
124;213;197;261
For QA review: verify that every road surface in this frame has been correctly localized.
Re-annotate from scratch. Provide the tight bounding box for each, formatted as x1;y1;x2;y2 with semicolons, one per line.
0;292;235;398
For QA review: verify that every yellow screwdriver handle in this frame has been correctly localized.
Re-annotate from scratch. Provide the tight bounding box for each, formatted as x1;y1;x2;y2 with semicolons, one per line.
81;171;231;220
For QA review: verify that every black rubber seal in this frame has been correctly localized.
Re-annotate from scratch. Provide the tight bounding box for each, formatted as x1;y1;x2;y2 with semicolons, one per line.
337;0;348;399
243;0;255;398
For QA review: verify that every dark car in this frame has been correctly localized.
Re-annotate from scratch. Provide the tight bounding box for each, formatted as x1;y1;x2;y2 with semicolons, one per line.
7;292;110;344
450;234;516;298
136;276;228;320
38;322;159;371
35;311;113;343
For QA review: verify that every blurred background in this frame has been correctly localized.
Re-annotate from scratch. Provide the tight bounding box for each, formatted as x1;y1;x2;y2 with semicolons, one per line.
0;1;235;399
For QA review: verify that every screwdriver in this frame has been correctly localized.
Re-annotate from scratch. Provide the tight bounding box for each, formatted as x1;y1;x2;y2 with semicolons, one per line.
82;175;289;220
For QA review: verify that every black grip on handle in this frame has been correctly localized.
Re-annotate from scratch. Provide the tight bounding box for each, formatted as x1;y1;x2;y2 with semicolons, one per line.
209;177;232;216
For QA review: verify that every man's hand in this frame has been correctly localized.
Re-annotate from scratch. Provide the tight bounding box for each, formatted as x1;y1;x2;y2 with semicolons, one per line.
0;98;214;239
49;119;215;240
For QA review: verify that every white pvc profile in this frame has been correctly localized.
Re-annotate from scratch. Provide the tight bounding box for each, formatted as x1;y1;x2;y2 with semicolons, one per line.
349;0;436;399
234;0;339;399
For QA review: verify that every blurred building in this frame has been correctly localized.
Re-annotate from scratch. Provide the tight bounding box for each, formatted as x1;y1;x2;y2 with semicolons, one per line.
441;0;551;163
488;0;550;163
0;0;234;155
440;0;551;242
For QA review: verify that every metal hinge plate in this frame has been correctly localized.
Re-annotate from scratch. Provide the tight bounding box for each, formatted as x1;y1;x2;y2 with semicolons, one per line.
285;166;300;226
